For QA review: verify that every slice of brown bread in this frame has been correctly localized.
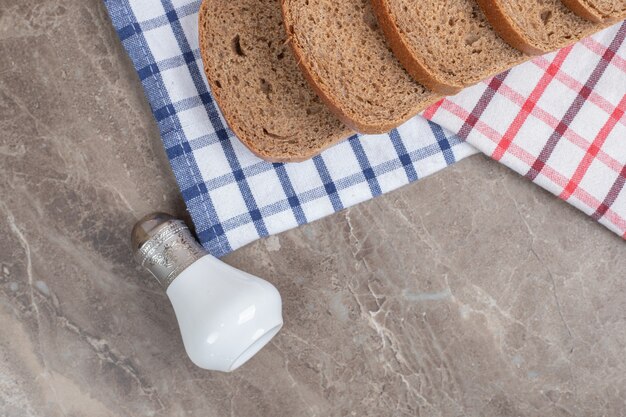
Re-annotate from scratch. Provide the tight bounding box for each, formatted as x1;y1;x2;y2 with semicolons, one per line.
475;0;602;55
372;0;529;94
281;0;440;134
560;0;626;23
198;0;351;162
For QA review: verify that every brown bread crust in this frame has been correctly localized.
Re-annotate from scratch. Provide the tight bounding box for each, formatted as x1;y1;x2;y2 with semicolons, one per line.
198;0;352;162
281;0;440;134
474;0;547;55
475;0;603;55
371;0;529;94
560;0;626;23
282;29;408;133
283;28;439;133
370;0;464;95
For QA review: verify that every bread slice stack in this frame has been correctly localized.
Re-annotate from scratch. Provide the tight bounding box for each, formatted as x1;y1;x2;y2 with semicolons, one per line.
199;0;621;162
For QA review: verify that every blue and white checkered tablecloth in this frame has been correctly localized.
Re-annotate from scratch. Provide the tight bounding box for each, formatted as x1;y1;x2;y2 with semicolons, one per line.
104;0;477;257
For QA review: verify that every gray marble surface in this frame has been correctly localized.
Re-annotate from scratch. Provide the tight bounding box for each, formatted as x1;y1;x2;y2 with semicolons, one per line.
1;1;625;416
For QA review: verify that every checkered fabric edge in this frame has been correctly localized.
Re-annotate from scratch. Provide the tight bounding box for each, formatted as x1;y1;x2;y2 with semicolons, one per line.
424;21;626;239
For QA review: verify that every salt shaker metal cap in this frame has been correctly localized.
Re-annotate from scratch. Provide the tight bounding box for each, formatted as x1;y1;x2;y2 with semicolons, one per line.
132;213;283;372
132;213;206;288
